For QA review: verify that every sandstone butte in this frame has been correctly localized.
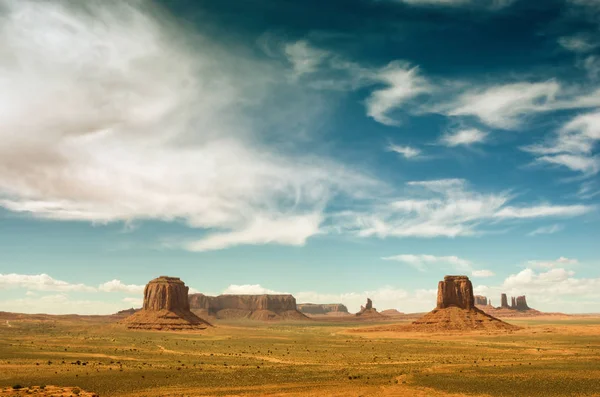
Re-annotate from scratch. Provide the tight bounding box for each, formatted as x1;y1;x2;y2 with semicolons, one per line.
188;293;308;321
355;298;385;318
123;276;211;330
410;275;518;332
296;303;350;315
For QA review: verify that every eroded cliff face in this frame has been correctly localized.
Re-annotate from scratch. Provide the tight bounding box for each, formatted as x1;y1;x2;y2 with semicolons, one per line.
501;293;510;309
297;303;349;315
411;275;516;331
515;296;530;311
189;293;307;320
143;276;190;311
474;295;488;306
436;275;474;310
123;276;210;330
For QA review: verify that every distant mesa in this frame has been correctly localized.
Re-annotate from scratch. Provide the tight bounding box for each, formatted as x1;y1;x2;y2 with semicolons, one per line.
410;275;518;331
297;303;350;316
123;276;211;330
380;309;405;316
189;293;308;321
476;293;540;317
474;295;489;306
355;298;385;318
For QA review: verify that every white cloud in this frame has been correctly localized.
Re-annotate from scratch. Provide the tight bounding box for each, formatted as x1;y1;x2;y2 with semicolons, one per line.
0;273;95;292
473;262;600;313
388;144;421;159
122;297;143;307
527;224;564;236
393;0;515;9
494;204;593;219
222;284;284;295
0;273;150;296
0;0;377;252
523;111;600;175
336;179;593;239
186;213;323;251
440;82;600;129
382;254;472;272
443;82;560;129
295;287;436;313
526;256;579;269
439;128;488;147
284;40;331;77
472;269;495;277
0;294;125;315
98;280;144;294
365;62;431;125
558;35;598;53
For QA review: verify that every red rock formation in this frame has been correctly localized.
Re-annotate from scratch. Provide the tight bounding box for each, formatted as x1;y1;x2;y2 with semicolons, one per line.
474;295;488;306
189;293;307;321
123;276;211;330
297;303;349;315
515;296;530;311
356;298;384;318
411;275;517;331
500;293;509;309
436;275;474;310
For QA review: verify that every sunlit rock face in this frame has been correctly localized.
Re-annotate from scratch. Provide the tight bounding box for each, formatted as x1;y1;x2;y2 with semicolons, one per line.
436;275;474;310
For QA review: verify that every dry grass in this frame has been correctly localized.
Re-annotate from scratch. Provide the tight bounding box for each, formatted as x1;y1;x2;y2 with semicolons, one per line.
0;315;599;396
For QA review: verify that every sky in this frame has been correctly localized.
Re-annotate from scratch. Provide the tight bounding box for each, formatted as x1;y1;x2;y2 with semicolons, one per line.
0;0;599;315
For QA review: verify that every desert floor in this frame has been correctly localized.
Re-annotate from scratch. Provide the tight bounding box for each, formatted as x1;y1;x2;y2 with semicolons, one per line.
1;315;599;396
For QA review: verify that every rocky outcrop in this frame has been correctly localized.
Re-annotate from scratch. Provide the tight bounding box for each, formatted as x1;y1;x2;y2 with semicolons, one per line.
297;303;349;315
515;296;530;311
189;293;308;321
501;293;509;309
474;295;488;306
411;275;517;332
436;275;475;310
356;298;384;318
496;294;532;311
123;276;211;330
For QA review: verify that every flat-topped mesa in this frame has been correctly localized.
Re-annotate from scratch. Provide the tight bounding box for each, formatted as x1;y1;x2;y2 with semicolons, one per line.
500;293;510;309
143;276;190;311
188;293;307;321
297;303;349;315
474;295;488;306
436;275;474;310
515;296;530;311
411;275;518;332
123;276;210;330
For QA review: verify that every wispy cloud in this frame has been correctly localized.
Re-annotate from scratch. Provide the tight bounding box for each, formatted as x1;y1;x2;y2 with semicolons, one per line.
0;1;378;252
365;63;431;126
336;179;594;239
98;280;145;294
0;274;96;292
526;256;578;269
391;0;515;9
388;143;421;159
439;128;488;147
472;269;495;278
523;111;600;175
527;224;564;236
558;35;598;53
0;273;145;295
382;254;472;272
222;284;284;295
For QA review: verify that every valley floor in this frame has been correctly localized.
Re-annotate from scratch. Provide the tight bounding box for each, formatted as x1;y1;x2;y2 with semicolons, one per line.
1;315;599;396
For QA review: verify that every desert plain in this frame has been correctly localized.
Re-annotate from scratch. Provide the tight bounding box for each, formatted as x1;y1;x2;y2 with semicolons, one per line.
1;313;600;397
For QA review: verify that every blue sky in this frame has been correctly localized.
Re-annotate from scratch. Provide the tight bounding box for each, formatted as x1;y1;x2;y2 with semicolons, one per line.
0;0;599;314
